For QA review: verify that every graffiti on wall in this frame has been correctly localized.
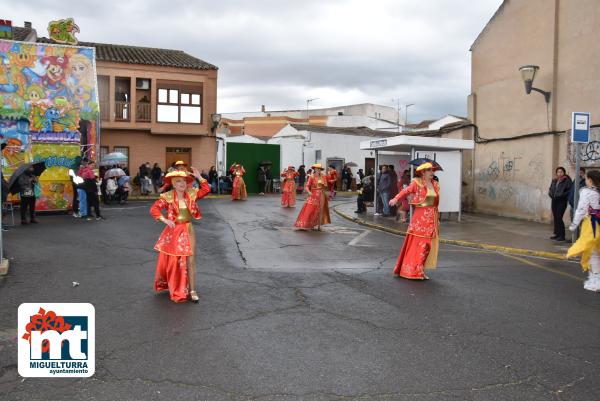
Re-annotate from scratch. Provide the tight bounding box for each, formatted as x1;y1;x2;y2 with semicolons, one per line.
567;127;600;167
475;151;544;218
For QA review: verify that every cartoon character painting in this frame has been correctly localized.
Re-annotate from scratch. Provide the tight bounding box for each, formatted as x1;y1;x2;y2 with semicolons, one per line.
47;18;80;45
67;53;97;114
0;39;99;211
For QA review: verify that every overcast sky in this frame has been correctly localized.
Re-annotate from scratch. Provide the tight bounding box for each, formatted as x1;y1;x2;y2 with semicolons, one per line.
8;0;501;122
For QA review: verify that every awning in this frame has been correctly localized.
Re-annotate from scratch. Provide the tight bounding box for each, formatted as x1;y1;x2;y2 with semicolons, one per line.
360;135;474;152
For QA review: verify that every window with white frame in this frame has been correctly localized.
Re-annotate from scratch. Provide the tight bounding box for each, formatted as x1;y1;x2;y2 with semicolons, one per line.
157;84;202;123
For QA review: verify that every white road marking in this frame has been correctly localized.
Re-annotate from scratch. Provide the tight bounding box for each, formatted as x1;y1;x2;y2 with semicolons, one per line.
348;229;371;246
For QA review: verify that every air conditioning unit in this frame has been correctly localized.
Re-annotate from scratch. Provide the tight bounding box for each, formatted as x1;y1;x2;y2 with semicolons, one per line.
136;79;150;90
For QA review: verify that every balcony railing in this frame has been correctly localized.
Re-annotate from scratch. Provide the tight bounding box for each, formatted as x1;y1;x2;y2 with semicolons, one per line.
115;101;130;121
136;102;151;122
99;101;110;121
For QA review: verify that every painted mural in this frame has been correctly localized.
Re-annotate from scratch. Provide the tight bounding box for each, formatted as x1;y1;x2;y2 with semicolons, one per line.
0;39;99;211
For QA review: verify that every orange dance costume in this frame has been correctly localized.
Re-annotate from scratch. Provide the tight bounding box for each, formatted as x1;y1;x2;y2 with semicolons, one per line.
391;172;440;280
281;167;299;207
150;177;210;302
295;164;331;229
230;164;247;200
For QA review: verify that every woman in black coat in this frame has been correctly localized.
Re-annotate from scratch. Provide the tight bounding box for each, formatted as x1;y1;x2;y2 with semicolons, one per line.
548;166;572;241
297;165;306;193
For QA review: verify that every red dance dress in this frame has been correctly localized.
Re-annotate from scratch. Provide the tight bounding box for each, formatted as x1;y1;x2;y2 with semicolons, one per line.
294;174;331;229
150;181;210;302
391;178;440;279
328;170;338;199
281;171;299;207
231;166;247;200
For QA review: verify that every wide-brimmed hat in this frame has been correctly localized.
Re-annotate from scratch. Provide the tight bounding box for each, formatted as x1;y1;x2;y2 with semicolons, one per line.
311;163;324;170
174;160;187;166
164;170;194;185
415;162;434;172
287;165;295;170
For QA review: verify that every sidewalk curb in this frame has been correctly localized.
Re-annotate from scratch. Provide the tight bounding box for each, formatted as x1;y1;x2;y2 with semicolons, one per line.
333;205;567;261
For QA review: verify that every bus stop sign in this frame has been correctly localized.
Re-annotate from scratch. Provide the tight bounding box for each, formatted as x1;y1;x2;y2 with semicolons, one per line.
572;112;590;143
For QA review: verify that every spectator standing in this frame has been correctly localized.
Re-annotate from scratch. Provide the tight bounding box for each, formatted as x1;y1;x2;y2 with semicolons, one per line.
341;167;350;191
297;165;306;193
208;166;218;194
265;166;273;193
548;166;572;241
355;171;374;214
257;165;267;195
357;169;365;189
151;163;162;194
139;162;151;195
375;165;383;216
378;165;393;217
18;166;38;225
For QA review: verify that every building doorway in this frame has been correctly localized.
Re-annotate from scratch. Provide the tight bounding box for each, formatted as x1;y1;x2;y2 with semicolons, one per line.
364;157;375;175
166;147;191;170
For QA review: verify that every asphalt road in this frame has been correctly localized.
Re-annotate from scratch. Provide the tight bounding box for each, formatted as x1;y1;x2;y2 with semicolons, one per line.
0;195;599;401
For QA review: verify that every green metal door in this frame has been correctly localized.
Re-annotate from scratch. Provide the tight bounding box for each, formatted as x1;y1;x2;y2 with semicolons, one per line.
226;143;280;194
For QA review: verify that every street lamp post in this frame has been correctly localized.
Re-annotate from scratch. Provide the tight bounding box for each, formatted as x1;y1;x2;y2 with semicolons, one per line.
210;113;222;194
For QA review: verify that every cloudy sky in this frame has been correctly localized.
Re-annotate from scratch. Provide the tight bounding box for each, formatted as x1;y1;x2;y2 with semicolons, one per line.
8;0;501;122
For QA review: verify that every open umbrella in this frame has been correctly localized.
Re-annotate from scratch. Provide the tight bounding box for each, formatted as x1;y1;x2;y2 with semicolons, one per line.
99;152;128;166
344;162;358;167
259;160;273;166
7;161;46;194
104;168;126;179
408;158;443;171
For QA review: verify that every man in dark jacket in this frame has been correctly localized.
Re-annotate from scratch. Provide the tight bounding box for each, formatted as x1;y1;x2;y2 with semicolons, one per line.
355;172;374;213
18;166;38;224
548;166;572;241
257;166;266;195
378;166;393;217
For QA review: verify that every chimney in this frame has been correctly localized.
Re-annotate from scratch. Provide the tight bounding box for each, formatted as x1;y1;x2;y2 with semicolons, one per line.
24;21;32;28
261;105;266;113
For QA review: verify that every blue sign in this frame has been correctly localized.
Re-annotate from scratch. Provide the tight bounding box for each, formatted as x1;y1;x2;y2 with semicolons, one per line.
572;112;590;143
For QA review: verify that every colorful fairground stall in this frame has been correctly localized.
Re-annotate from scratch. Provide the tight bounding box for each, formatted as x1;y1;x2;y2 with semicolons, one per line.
0;31;100;211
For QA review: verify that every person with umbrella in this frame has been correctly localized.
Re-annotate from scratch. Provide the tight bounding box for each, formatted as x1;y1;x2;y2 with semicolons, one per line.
294;164;331;230
150;168;210;303
230;163;247;200
17;165;39;225
389;161;441;280
7;161;46;225
280;165;299;207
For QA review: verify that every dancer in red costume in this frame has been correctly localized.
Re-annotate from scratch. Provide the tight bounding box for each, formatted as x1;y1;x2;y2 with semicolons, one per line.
389;162;440;280
150;168;210;302
230;163;247;200
327;165;338;200
294;164;331;230
281;165;299;207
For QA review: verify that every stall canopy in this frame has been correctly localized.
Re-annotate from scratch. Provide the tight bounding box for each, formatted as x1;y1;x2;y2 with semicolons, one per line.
360;135;474;220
